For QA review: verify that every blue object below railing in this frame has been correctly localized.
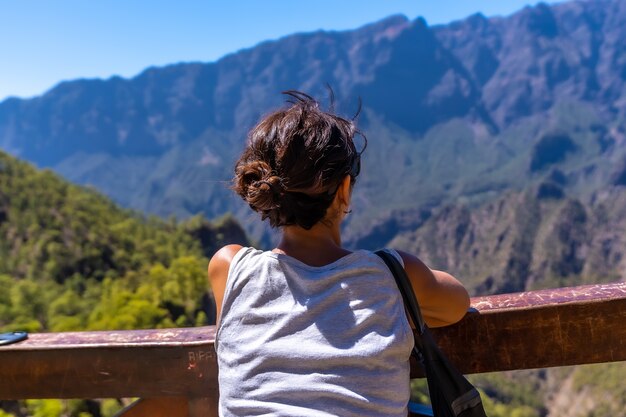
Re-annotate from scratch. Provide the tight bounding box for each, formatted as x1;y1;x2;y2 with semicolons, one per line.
409;401;435;416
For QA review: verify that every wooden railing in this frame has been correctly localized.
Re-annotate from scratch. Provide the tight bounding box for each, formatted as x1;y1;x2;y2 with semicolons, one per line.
1;282;625;417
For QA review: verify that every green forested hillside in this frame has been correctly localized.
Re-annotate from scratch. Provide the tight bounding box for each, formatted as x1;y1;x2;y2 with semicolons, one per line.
0;150;251;416
0;150;248;333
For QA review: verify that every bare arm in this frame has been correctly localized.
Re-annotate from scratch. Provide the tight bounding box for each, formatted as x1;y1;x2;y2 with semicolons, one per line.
396;250;470;328
207;244;243;326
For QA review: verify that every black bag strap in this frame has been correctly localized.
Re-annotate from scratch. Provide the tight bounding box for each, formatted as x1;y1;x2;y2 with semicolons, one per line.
375;250;425;335
376;250;488;417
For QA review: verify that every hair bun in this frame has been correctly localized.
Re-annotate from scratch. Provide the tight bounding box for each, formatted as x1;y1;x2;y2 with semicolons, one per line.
235;161;284;212
232;90;364;229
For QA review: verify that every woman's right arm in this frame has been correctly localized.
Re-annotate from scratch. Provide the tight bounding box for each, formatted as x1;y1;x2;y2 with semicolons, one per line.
208;244;243;325
396;250;470;328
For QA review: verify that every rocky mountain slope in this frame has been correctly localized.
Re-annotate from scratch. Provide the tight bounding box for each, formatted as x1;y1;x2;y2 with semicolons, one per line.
391;184;626;294
1;0;625;274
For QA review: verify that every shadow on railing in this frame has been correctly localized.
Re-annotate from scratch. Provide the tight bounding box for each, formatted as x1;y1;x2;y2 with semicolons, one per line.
1;282;625;417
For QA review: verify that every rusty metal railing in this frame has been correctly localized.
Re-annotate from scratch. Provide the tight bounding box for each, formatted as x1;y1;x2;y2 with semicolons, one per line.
1;282;625;417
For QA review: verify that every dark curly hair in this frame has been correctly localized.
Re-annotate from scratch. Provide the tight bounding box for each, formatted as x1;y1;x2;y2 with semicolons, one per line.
233;91;366;229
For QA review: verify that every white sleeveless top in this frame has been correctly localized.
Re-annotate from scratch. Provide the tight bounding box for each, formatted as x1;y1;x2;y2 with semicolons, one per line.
216;247;413;417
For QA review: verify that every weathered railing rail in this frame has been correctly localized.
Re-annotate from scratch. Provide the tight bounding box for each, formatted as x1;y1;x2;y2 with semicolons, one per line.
1;282;625;417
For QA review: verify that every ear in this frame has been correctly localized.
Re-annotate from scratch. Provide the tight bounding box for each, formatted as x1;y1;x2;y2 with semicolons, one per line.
337;175;352;208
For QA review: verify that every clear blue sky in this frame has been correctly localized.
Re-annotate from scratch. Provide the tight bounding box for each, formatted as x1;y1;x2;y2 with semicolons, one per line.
0;0;566;101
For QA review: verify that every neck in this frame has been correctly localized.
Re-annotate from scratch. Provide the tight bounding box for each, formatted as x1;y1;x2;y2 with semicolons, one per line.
279;220;341;249
275;220;349;266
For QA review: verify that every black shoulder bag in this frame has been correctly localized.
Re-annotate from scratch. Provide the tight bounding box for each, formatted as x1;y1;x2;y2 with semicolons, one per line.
375;250;488;417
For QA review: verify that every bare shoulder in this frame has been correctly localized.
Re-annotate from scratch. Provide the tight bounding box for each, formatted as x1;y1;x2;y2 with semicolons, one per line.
394;250;434;283
209;244;244;267
393;249;470;327
208;244;244;282
208;244;244;321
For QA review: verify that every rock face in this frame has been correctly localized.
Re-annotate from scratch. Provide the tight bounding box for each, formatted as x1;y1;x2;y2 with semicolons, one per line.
390;186;626;294
435;1;626;125
1;1;626;262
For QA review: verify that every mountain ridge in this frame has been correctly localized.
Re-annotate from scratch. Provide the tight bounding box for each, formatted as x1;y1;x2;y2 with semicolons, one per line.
1;0;626;261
